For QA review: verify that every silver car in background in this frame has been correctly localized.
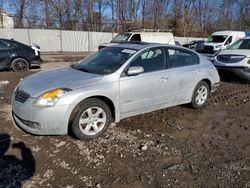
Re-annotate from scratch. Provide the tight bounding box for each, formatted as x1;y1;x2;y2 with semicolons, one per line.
213;37;250;81
12;43;220;140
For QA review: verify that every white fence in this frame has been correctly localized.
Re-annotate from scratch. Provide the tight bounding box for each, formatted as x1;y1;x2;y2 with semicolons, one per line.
0;28;206;52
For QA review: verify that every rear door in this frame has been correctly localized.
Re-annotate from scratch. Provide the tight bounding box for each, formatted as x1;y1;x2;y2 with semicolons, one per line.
164;47;201;103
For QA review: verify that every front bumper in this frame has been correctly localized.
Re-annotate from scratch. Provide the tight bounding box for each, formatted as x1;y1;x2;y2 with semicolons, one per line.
216;66;250;81
11;96;75;135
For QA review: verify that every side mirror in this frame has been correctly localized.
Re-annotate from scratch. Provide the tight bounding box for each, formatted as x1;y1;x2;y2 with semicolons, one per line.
126;66;144;76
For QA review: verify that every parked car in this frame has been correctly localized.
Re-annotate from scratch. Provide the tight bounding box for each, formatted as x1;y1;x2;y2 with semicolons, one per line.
12;43;220;140
0;38;43;72
201;31;250;54
213;37;250;81
98;29;175;50
182;40;205;52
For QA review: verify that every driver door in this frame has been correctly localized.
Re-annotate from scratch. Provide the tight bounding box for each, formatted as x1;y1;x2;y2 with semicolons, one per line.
119;47;168;117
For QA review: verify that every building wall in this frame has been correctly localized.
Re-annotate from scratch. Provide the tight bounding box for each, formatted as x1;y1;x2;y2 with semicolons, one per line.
0;12;14;28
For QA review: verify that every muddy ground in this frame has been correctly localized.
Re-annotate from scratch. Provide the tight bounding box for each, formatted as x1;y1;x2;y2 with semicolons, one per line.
0;54;250;188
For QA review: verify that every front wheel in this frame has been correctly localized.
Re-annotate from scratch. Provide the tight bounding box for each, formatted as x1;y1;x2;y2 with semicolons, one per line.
191;81;210;109
70;98;112;140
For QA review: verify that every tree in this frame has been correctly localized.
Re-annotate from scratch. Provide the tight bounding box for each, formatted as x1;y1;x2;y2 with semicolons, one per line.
44;0;50;28
16;0;26;28
2;0;250;36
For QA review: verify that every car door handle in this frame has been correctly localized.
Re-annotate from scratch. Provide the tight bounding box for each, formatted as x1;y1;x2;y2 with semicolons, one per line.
159;77;168;82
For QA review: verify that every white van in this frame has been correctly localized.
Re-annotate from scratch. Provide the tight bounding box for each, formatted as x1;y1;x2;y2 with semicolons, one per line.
98;30;175;50
201;31;248;54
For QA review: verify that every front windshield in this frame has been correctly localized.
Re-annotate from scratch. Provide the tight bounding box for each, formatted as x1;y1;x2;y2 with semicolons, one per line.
111;33;132;43
228;39;250;50
72;47;137;75
207;35;228;43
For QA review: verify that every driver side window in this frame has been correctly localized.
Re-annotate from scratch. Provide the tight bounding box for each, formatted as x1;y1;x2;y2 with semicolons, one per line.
130;48;166;73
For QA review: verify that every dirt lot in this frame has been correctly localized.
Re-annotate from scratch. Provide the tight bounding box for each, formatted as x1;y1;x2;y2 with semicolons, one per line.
1;54;250;188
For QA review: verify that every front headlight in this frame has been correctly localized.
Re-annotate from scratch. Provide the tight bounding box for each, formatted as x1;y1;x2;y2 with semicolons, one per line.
35;88;71;106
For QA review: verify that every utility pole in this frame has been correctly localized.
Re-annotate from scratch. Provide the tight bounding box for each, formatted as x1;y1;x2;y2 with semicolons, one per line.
0;8;3;28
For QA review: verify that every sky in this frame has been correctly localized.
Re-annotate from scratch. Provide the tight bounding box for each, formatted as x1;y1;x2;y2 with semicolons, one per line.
2;0;14;14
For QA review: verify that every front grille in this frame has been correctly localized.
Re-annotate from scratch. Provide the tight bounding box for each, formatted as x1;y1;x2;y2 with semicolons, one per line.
217;55;245;64
15;88;30;103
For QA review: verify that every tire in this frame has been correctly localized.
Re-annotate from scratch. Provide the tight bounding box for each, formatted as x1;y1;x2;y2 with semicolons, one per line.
70;98;112;140
191;81;210;109
11;58;29;72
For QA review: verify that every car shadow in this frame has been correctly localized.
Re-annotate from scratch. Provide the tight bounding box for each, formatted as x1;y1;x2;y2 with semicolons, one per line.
0;66;41;72
0;133;36;187
30;66;41;70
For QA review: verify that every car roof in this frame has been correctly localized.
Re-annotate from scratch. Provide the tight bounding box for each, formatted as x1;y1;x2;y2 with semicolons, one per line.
0;38;29;47
0;38;15;42
212;31;244;36
108;42;201;57
110;42;179;51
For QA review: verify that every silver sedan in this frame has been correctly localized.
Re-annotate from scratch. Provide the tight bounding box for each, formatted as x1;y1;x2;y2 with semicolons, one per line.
12;43;220;140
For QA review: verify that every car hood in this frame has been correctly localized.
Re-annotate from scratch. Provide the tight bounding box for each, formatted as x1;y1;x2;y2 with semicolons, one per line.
218;49;250;57
18;67;103;97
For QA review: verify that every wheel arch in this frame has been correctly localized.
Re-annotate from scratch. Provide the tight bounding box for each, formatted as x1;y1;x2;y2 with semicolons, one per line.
68;95;116;131
10;56;31;69
200;78;212;91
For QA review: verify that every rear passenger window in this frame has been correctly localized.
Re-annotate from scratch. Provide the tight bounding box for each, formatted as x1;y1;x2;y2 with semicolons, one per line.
166;48;199;68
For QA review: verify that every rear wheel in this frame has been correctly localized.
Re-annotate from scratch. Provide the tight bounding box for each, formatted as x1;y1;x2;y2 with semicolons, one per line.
191;81;210;109
70;98;112;140
11;58;29;72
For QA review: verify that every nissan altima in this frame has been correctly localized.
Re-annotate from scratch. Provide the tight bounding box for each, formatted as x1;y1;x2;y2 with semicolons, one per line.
12;43;220;140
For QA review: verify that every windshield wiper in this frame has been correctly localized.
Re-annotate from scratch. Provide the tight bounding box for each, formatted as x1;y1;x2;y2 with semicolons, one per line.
77;67;90;73
71;65;90;73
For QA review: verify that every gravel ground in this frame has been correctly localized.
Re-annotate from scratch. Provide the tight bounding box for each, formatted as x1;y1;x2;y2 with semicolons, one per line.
0;54;250;188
